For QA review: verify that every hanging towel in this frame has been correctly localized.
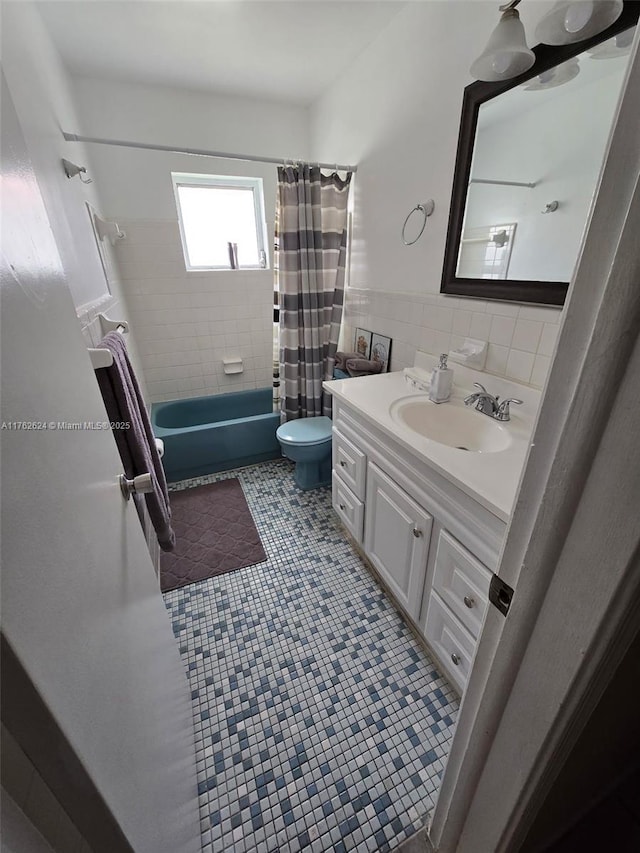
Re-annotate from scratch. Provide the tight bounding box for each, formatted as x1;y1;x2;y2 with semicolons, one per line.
96;332;175;552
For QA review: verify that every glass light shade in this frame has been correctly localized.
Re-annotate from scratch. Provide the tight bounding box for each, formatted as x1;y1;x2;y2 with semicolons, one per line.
564;1;594;33
470;9;536;82
524;57;581;90
534;1;623;45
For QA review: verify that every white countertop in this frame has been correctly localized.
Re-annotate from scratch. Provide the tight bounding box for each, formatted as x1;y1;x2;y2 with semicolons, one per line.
324;363;540;523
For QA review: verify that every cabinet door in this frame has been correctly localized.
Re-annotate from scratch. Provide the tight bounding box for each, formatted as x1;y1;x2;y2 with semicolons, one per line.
364;462;432;620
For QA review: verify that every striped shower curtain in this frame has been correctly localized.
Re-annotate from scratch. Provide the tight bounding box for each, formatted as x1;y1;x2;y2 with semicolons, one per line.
277;164;352;421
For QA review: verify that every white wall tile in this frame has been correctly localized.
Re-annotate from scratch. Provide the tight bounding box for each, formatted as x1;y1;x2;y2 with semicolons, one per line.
506;349;535;383
486;302;520;318
538;323;560;357
518;304;562;324
485;344;509;376
512;319;543;354
452;310;472;338
432;306;454;333
531;354;552;388
433;331;452;356
470;312;492;341
343;287;562;389
112;220;275;402
489;315;516;348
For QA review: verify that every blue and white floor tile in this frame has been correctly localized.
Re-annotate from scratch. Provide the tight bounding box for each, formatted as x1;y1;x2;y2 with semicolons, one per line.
163;460;459;853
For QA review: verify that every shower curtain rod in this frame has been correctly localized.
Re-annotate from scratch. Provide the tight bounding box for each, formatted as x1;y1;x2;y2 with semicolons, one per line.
62;132;358;173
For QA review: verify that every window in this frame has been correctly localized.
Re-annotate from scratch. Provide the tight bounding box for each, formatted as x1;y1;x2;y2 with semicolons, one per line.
172;173;269;271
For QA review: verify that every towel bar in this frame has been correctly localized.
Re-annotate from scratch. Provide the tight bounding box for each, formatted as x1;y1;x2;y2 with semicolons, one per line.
87;314;128;369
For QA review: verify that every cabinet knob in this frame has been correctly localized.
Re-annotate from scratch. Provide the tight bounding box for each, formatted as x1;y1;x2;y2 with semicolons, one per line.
339;503;346;511
339;460;346;467
451;652;460;666
412;528;422;538
463;596;475;609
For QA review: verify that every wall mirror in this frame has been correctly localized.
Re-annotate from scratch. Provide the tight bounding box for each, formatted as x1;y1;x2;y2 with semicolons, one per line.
441;4;638;305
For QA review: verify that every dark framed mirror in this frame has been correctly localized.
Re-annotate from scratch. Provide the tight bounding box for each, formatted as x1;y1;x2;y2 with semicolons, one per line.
441;2;639;306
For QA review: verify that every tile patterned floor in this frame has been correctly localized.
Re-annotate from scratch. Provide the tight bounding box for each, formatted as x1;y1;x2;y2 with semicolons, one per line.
163;460;459;853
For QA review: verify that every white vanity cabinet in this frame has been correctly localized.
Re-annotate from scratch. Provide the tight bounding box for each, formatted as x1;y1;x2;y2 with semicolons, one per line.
330;399;506;695
364;463;432;621
331;428;366;542
422;530;493;692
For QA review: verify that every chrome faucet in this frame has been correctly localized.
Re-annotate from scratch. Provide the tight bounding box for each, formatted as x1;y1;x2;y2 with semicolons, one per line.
464;382;522;421
464;383;500;416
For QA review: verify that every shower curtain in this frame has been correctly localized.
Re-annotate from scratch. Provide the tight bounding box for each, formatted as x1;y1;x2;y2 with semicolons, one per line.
277;164;352;420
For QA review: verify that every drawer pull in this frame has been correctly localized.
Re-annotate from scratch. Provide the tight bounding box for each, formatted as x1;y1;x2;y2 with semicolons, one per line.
451;652;460;666
412;528;422;538
339;460;346;467
463;596;475;609
339;503;346;511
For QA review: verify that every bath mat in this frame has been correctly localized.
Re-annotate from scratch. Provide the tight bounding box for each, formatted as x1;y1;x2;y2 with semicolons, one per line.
160;478;267;592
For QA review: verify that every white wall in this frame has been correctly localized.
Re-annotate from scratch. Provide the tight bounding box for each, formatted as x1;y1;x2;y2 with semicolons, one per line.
70;77;309;401
0;2;147;396
69;77;309;220
310;0;563;388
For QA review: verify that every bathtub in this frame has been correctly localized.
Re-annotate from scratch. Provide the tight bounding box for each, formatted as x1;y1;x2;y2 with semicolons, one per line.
151;388;281;482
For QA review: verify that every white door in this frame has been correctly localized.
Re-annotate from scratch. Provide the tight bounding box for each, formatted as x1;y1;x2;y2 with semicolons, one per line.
0;75;198;853
364;462;432;620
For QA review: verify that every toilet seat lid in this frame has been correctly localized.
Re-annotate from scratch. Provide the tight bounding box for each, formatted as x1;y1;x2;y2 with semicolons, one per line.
277;416;332;446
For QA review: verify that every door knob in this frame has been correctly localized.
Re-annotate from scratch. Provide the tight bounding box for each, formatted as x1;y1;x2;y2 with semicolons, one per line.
119;472;153;501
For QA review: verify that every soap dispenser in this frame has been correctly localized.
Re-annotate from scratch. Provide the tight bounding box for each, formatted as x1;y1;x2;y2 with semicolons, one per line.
429;353;453;404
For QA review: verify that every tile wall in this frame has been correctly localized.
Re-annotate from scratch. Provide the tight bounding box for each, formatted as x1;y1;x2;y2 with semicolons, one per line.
344;288;562;389
113;220;274;404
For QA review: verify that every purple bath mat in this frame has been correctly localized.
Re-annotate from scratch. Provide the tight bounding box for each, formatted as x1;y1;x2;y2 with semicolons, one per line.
160;478;267;592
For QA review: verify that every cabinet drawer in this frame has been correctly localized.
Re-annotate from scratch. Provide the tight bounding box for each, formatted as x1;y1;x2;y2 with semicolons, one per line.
333;428;366;500
332;472;364;542
432;530;492;640
424;592;476;694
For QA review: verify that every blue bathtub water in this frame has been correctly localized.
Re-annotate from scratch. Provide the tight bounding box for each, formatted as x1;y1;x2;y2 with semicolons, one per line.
151;388;281;482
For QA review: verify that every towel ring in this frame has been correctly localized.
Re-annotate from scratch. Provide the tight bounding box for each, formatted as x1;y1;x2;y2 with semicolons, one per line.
402;200;435;245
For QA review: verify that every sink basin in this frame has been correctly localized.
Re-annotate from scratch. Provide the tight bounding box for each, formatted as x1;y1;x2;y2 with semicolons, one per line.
389;398;512;453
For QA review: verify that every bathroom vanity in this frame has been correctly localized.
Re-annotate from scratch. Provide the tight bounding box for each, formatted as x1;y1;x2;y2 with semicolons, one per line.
324;356;539;694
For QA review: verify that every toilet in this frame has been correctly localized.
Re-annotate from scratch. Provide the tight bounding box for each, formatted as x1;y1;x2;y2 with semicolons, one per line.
276;416;333;490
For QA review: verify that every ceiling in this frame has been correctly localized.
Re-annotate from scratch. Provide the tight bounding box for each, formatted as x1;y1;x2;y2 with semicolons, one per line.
37;0;406;106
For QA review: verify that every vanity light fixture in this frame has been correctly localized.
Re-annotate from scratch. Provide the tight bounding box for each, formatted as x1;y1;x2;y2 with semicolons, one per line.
534;0;623;45
470;0;535;82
